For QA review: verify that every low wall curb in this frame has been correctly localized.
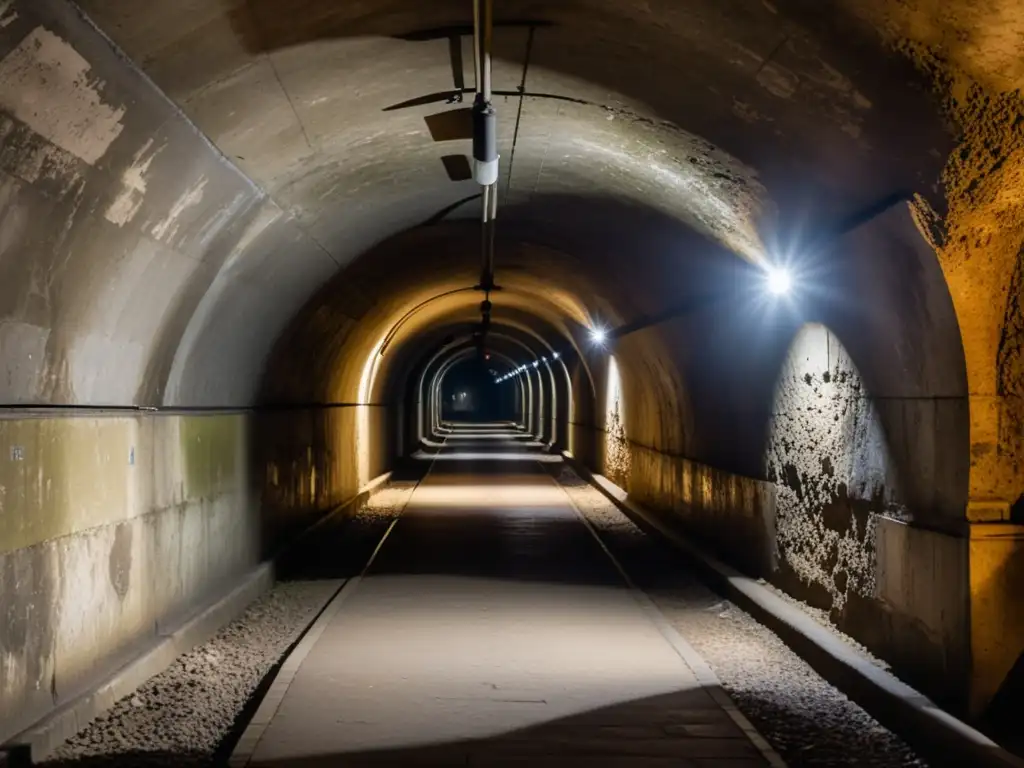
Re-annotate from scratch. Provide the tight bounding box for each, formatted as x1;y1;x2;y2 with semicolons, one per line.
562;453;1024;768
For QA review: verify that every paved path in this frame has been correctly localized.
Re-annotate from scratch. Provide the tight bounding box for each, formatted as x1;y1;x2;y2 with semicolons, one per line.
236;424;775;767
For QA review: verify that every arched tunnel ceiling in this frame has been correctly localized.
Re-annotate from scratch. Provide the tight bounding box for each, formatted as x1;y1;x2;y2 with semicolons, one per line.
79;0;954;274
7;0;1013;413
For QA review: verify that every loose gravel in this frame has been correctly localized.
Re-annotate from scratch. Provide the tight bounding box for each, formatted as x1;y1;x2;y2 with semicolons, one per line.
44;485;414;768
556;466;927;768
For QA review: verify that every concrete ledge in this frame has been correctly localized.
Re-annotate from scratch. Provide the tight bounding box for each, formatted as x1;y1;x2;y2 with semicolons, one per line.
563;454;1024;768
6;563;275;762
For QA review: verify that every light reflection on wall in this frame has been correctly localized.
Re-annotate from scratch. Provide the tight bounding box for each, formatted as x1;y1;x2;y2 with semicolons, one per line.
766;322;905;613
357;334;387;486
604;355;631;487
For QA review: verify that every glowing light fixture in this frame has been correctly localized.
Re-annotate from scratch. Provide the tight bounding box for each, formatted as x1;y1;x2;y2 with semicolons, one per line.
533;361;539;368
552;351;560;359
766;266;792;296
589;326;608;345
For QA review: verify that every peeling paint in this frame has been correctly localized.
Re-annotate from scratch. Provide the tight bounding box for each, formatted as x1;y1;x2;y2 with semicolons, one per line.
150;176;207;242
0;27;125;165
0;114;83;194
105;140;162;227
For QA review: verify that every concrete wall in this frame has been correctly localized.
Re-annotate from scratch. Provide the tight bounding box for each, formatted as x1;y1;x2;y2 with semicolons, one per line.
256;406;392;550
0;412;257;743
969;524;1024;718
0;2;343;740
0;0;335;410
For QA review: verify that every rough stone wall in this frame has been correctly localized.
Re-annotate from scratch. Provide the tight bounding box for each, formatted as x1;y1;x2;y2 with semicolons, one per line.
605;390;631;488
844;0;1024;512
997;245;1024;518
764;323;972;708
845;5;1024;716
766;323;907;615
0;412;257;743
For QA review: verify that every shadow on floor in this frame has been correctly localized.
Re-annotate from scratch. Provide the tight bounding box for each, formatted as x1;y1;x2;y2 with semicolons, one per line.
40;688;760;767
38;681;953;767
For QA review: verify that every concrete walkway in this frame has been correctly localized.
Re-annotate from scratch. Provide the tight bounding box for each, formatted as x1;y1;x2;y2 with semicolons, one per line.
236;426;774;766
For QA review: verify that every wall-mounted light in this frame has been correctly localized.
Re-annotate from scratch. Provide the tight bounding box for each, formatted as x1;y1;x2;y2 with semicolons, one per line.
589;326;608;346
765;266;793;296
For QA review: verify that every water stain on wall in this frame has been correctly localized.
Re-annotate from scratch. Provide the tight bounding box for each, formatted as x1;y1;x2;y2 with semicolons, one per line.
0;542;58;727
107;522;132;601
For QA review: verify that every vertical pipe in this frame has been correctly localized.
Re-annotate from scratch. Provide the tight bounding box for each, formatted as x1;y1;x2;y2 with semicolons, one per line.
472;0;482;92
472;0;497;296
481;0;493;100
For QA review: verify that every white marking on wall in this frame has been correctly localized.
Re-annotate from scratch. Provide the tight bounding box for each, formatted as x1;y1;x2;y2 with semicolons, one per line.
0;0;18;28
0;27;126;165
105;139;163;226
195;191;247;250
151;177;208;242
226;204;281;269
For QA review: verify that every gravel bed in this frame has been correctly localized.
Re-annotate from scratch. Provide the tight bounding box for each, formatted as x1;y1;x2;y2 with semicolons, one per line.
760;580;891;671
44;486;414;768
556;466;927;768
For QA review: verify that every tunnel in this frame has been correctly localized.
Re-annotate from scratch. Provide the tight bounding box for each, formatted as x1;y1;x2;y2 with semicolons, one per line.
2;0;1024;765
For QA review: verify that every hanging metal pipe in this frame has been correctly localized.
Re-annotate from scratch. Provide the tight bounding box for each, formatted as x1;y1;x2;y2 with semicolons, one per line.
472;0;482;94
471;0;498;187
472;0;498;297
479;0;492;101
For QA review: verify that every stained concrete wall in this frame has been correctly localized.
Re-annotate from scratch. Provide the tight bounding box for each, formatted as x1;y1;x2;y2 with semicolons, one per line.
0;0;346;741
0;412;257;743
256;406;392;550
0;0;335;409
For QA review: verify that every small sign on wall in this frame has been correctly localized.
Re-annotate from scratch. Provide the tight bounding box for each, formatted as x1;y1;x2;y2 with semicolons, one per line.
9;445;24;461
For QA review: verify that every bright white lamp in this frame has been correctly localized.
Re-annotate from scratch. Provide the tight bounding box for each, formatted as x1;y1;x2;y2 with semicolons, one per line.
766;266;792;296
